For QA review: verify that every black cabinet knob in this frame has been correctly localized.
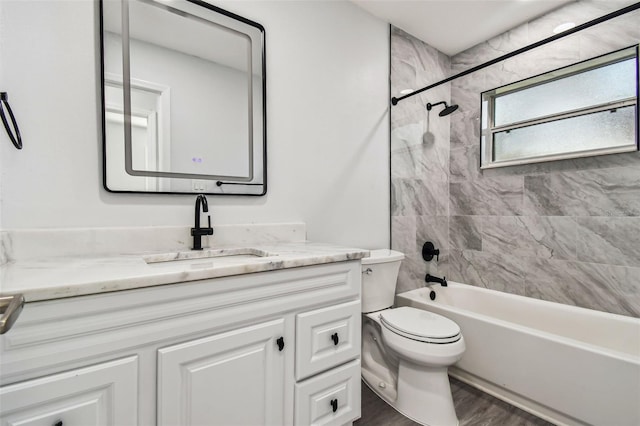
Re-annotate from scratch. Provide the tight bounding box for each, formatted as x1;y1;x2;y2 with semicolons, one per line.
330;398;338;412
276;336;284;351
53;421;63;426
331;332;339;346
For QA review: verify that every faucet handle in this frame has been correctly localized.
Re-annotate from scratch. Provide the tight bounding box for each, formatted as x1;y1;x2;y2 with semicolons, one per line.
422;241;440;262
206;215;214;235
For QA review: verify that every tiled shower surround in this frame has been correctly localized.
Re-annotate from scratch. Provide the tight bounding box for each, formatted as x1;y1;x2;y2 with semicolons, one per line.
391;0;640;317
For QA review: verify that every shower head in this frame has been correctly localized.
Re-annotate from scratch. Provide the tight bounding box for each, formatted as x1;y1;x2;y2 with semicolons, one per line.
426;101;459;117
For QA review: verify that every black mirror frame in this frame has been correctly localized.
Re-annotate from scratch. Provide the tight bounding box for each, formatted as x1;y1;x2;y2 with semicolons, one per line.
98;0;267;196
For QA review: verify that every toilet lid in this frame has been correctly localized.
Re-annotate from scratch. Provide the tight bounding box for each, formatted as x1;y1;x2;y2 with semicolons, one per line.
380;307;461;344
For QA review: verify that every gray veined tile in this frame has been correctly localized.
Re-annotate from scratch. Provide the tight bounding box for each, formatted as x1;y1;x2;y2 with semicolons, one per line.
481;150;640;178
416;215;449;252
450;110;480;149
391;56;418;97
416;141;449;184
451;75;484;115
485;23;529;55
391;97;430;130
391;26;450;87
392;178;448;217
450;176;524;216
450;145;481;183
482;216;577;261
391;145;418;180
396;253;428;294
449;249;526;295
578;11;640;61
392;121;423;147
450;216;482;251
429;249;449;280
577;217;640;267
392;122;423;179
392;135;449;182
502;34;581;80
391;215;417;257
523;167;640;217
524;257;640;317
451;44;486;73
483;60;525;92
452;27;526;88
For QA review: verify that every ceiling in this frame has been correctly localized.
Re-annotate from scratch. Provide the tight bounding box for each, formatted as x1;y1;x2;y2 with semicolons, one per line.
350;0;574;56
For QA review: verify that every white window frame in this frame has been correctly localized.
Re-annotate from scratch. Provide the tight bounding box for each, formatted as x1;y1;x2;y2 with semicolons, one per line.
480;45;639;169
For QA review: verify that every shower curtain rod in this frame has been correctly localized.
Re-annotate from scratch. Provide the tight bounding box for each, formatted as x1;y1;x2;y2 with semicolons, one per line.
390;2;640;106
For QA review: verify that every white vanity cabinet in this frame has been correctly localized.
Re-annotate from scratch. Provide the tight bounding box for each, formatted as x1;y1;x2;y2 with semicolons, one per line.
295;301;362;425
0;357;139;426
0;260;362;426
157;319;288;426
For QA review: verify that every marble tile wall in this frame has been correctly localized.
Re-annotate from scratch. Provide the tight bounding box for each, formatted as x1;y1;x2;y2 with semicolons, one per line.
391;1;640;317
390;27;451;294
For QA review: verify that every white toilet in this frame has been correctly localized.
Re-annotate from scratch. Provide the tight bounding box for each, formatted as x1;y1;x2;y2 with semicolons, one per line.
361;249;465;426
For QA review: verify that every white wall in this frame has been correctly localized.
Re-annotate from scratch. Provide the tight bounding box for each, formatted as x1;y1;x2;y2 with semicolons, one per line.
0;0;390;249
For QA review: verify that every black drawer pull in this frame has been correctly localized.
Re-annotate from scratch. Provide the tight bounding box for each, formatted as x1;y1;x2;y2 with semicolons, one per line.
331;332;339;346
276;336;284;351
53;421;63;426
330;398;338;412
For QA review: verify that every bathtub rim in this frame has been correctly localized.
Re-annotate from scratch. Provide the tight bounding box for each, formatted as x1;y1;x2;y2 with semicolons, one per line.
396;282;640;364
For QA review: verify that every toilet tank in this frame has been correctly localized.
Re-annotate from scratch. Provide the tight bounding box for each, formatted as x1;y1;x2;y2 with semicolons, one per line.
361;249;405;313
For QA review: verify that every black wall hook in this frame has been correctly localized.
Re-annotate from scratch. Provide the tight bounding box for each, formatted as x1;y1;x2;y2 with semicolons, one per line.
0;92;23;150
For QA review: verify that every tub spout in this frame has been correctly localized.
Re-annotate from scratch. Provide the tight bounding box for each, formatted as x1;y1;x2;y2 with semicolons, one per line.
425;274;447;287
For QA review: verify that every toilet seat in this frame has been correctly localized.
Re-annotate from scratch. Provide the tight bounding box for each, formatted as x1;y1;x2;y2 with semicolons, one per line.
380;307;461;344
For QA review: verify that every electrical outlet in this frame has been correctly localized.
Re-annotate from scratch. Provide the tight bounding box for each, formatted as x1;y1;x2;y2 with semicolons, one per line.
192;180;206;192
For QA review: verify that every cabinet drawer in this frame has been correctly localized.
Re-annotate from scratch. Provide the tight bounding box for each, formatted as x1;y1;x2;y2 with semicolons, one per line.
294;359;361;426
296;300;360;381
0;356;138;426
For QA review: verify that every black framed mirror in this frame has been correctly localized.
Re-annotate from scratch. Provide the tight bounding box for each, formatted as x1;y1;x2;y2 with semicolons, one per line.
100;0;266;195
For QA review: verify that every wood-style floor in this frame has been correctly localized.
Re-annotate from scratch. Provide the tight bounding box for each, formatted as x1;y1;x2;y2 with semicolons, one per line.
355;376;553;426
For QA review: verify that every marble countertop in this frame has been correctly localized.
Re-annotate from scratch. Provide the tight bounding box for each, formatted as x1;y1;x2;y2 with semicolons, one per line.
0;242;368;302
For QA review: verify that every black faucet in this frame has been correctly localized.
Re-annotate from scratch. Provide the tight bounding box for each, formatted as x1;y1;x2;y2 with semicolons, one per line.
425;274;447;287
191;194;214;250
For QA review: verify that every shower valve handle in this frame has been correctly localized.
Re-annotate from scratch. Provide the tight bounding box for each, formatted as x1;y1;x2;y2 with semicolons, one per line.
422;241;440;262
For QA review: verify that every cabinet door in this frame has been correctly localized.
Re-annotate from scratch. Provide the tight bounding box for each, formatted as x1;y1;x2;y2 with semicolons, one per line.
158;319;287;426
0;356;138;426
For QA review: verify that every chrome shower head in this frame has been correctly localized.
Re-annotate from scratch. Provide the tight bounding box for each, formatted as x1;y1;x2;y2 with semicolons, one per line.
426;101;459;117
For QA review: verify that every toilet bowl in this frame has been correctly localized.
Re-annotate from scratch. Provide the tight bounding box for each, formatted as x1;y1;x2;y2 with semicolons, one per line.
361;250;465;426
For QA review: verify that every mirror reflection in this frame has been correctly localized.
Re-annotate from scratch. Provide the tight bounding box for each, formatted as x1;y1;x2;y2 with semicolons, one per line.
101;0;266;195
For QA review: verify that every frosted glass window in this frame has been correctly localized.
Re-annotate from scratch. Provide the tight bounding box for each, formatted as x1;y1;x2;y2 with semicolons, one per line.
481;46;638;169
493;106;636;162
494;58;636;126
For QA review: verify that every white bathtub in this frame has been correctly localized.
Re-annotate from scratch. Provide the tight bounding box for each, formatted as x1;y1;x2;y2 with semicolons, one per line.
396;282;640;426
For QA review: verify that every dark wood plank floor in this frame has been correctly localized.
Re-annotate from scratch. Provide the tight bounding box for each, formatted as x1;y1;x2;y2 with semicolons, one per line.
355;376;553;426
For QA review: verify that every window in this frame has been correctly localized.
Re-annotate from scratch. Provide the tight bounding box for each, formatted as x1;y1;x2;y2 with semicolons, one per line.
480;45;638;169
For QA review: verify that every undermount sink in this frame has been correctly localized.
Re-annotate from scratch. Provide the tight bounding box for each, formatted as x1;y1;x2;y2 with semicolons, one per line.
143;247;276;267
